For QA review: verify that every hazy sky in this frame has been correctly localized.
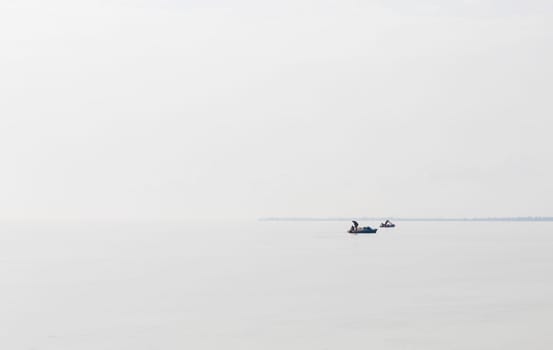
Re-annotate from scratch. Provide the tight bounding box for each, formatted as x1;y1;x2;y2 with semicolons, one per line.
1;1;552;220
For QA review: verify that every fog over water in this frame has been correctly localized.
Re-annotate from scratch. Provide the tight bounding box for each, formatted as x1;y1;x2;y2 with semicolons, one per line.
2;221;552;349
1;1;553;220
1;1;552;348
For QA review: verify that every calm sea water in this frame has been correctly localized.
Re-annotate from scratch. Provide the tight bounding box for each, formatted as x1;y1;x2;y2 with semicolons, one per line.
1;220;552;349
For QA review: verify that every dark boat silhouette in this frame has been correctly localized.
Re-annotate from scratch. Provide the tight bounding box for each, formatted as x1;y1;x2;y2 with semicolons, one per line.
348;221;377;234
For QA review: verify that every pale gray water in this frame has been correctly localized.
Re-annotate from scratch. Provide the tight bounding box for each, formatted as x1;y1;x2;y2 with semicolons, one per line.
1;221;552;349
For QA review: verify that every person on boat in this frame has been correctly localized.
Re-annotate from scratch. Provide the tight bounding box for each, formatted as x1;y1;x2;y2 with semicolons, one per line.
352;220;359;231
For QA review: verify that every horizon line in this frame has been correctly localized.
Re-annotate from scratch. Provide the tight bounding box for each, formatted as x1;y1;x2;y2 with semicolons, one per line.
259;216;553;222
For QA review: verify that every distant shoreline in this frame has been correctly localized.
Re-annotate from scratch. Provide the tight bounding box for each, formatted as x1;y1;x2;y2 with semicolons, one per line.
260;217;553;222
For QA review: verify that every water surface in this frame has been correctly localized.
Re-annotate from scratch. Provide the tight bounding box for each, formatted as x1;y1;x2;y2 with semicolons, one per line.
1;220;552;349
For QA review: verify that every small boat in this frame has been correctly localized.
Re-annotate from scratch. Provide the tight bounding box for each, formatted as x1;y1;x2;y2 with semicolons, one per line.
349;227;377;234
348;220;377;234
380;220;395;228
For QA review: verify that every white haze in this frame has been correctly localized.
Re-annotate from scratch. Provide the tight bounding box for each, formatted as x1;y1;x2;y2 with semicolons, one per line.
2;221;553;349
1;1;552;220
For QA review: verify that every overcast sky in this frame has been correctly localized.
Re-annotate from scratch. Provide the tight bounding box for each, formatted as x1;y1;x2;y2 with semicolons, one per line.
1;1;552;220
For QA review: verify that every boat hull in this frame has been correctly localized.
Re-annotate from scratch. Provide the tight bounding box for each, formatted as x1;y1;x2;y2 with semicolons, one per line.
348;228;377;234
